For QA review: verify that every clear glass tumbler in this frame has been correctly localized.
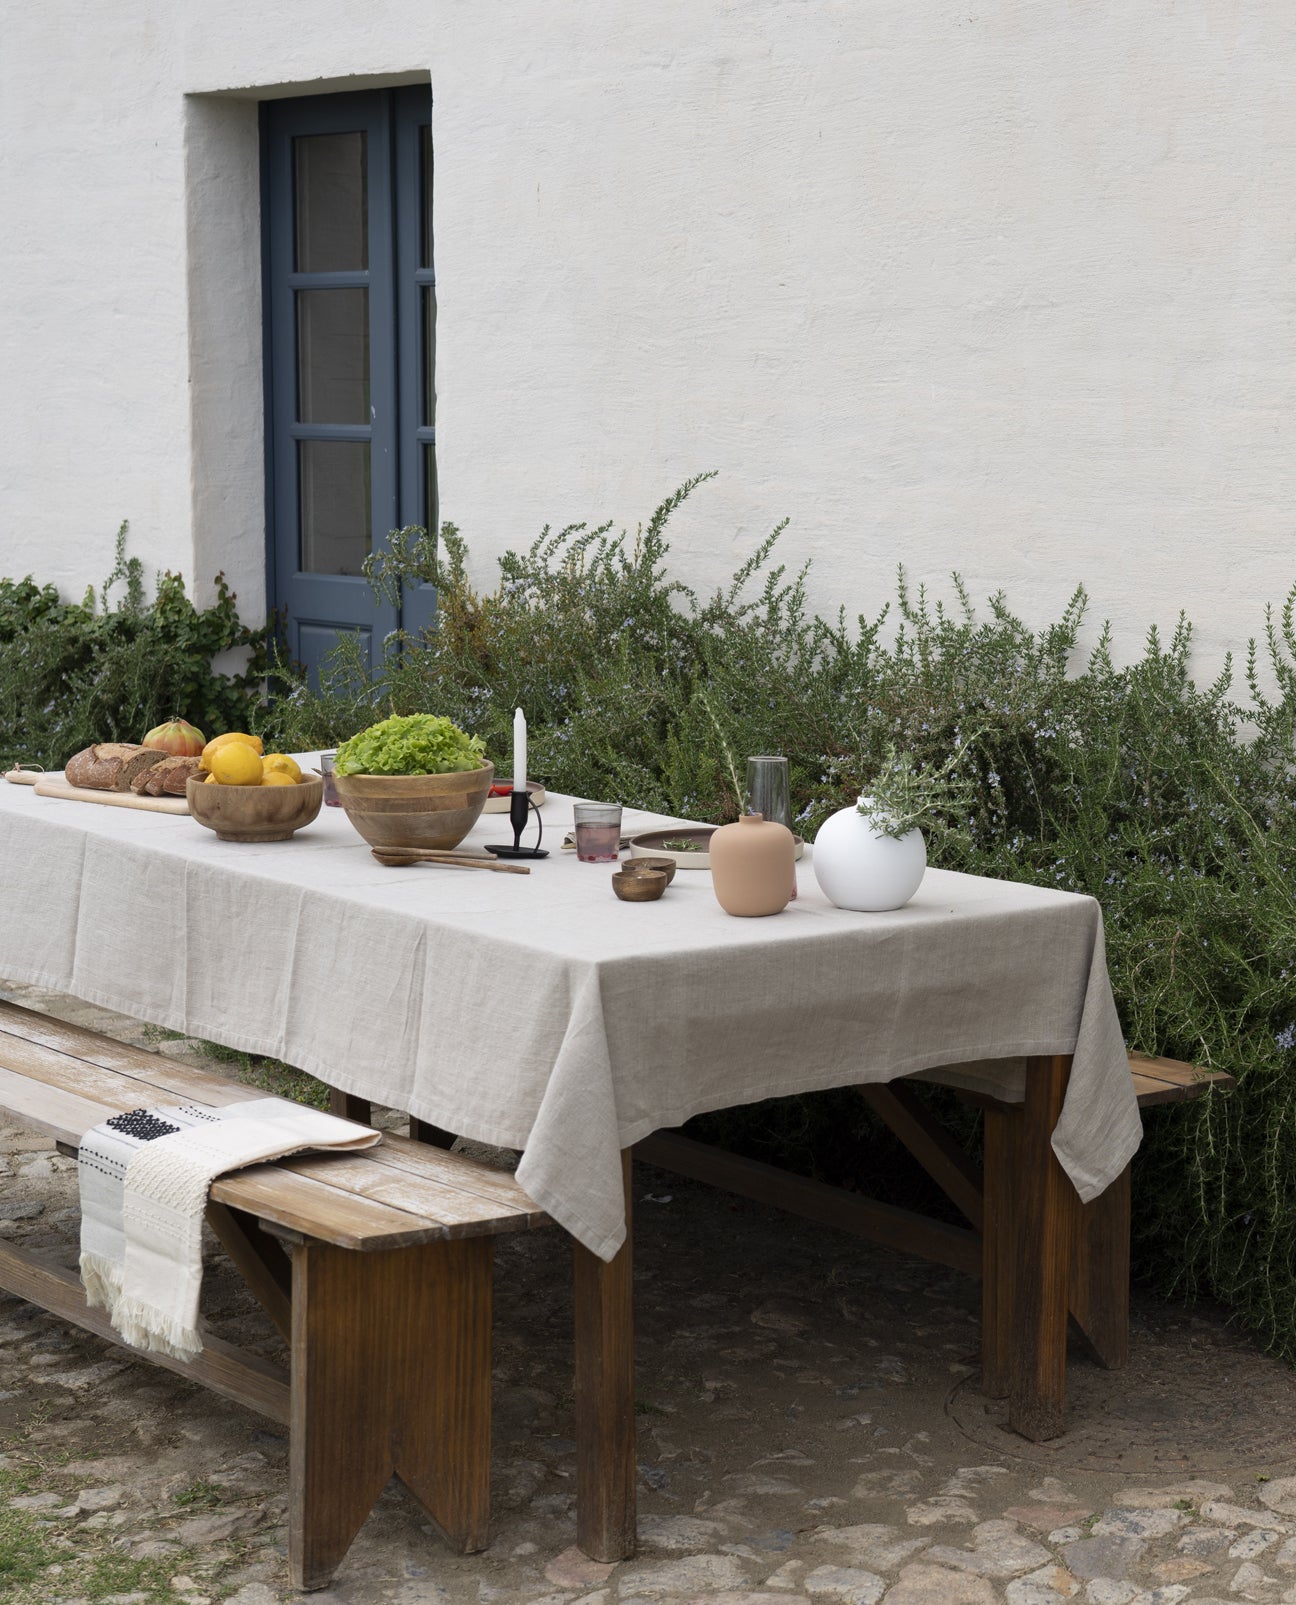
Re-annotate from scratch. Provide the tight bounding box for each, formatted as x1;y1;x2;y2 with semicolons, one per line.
319;750;341;807
573;802;623;862
746;755;796;898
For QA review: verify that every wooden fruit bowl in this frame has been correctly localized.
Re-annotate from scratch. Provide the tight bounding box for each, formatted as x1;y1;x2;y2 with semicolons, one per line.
186;774;324;842
331;763;495;851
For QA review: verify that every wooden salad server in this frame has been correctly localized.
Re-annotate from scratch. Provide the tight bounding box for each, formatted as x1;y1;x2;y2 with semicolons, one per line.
370;847;531;875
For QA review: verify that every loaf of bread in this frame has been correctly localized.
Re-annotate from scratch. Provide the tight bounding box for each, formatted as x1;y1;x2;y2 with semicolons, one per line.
64;744;168;792
130;755;201;796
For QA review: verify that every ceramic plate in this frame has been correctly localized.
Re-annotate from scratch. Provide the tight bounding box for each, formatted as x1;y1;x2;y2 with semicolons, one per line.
628;826;717;869
483;781;547;813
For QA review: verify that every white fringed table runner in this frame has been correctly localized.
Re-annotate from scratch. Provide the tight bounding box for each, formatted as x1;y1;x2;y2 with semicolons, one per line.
79;1097;380;1361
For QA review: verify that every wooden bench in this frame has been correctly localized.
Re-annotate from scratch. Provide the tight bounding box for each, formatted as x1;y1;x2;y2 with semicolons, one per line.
0;1000;549;1592
639;1051;1234;1431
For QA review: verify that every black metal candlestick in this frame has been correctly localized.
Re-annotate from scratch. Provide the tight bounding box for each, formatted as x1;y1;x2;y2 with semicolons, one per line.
485;788;548;859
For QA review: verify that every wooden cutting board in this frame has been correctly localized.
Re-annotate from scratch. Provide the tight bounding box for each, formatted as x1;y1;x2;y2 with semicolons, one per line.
4;770;190;815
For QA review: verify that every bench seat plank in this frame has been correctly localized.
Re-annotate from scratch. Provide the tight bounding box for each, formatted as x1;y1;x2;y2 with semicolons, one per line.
361;1133;549;1227
209;1164;453;1250
1129;1070;1203;1106
0;1028;248;1118
0;1062;112;1145
280;1151;544;1239
0;1002;250;1102
1127;1053;1235;1100
0;1058;511;1250
0;1015;545;1243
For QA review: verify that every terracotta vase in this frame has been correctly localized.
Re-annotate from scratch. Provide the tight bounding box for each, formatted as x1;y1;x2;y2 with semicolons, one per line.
710;812;796;917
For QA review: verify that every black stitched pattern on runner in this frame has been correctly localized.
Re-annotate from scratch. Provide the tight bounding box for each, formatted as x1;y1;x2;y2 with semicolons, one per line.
104;1109;182;1143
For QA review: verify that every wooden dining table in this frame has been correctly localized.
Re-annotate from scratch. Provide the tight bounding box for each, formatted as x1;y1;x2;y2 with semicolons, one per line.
0;766;1142;1562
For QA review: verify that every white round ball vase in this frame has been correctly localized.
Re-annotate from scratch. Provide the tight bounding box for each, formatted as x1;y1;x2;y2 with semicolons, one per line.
811;802;927;912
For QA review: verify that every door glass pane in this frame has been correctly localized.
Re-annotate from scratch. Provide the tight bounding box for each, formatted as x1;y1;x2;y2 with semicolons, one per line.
294;132;368;272
299;441;372;575
420;124;433;269
297;289;370;423
422;285;436;427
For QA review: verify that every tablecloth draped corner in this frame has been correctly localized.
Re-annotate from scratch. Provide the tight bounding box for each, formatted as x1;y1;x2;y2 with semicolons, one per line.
1050;904;1144;1203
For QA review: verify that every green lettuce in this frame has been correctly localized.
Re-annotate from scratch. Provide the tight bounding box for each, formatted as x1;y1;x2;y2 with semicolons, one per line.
333;713;486;777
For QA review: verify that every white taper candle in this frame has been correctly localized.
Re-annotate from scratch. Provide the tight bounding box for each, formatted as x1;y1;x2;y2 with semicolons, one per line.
513;707;527;794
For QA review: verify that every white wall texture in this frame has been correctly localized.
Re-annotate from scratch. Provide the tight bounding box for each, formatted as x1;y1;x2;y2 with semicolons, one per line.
1;1;1292;675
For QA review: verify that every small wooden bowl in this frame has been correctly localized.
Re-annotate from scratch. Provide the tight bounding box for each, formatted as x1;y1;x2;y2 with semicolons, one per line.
612;868;667;902
616;854;677;886
187;774;323;842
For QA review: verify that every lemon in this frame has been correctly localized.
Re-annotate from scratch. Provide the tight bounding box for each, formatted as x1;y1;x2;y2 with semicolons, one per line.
260;770;298;787
204;773;219;783
209;742;265;786
261;754;302;783
200;732;264;773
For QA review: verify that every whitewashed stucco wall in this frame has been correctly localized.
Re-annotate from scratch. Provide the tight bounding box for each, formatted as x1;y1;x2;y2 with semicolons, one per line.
1;1;1292;675
434;1;1296;672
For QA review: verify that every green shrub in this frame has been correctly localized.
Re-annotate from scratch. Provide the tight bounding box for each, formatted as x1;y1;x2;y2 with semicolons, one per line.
260;479;1296;1361
0;523;270;769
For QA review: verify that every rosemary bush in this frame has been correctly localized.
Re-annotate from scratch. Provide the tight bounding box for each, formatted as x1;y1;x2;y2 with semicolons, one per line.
263;479;1296;1360
0;524;269;770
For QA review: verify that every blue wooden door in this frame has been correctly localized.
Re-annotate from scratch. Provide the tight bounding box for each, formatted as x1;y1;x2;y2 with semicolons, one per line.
263;86;436;679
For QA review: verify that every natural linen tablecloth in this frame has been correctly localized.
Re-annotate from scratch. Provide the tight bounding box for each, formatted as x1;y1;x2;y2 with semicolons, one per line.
0;769;1140;1261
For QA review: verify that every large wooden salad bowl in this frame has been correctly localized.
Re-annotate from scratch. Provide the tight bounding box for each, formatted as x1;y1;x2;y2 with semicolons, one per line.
332;762;495;851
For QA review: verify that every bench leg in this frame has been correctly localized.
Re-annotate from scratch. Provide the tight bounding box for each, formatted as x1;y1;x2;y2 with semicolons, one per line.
1008;1053;1080;1441
206;1202;293;1341
980;1102;1021;1399
289;1236;492;1592
1069;1161;1131;1370
574;1149;636;1563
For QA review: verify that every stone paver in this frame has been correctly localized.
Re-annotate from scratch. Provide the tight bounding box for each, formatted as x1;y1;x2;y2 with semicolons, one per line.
3;979;1296;1604
926;1519;1053;1578
1060;1536;1148;1580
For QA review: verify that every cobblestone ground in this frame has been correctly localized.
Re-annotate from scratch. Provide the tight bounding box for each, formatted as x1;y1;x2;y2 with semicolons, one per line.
3;983;1296;1605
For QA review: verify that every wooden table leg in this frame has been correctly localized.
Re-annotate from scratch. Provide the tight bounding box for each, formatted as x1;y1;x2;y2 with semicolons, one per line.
1070;1161;1131;1370
288;1235;492;1591
410;1116;457;1149
980;1101;1022;1398
573;1149;636;1562
1009;1052;1080;1441
329;1088;372;1126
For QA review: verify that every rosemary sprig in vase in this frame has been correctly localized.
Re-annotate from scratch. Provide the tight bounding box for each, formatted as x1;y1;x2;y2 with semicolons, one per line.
858;737;982;840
